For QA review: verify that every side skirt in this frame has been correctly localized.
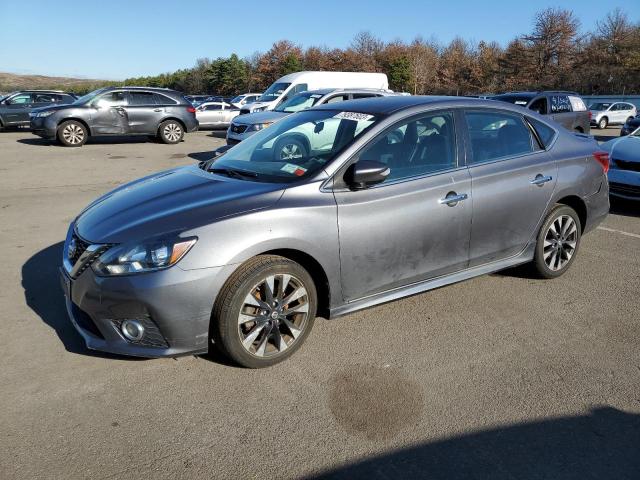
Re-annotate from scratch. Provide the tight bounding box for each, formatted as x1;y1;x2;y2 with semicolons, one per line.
329;243;535;319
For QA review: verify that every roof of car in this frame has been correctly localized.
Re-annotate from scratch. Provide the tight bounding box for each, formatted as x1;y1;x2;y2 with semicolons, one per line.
312;95;498;115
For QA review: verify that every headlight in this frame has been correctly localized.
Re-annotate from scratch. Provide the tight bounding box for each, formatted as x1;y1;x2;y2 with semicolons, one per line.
92;237;197;276
253;107;265;113
32;111;54;118
248;122;272;132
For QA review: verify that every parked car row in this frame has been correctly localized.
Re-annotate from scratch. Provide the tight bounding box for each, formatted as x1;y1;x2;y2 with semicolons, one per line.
0;90;76;129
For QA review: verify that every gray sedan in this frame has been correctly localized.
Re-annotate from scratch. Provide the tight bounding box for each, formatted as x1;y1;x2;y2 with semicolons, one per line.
60;96;609;367
195;101;239;129
601;129;640;200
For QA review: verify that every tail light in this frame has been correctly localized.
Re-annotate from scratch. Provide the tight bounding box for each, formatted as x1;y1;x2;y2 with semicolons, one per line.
588;111;592;120
593;151;609;173
186;106;196;113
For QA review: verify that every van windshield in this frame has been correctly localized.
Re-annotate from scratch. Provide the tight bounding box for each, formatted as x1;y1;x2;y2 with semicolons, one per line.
258;83;291;103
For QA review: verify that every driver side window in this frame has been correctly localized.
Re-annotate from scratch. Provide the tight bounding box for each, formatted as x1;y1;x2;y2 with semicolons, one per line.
358;111;457;183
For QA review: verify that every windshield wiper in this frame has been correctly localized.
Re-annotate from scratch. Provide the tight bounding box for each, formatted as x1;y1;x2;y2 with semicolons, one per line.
209;167;259;180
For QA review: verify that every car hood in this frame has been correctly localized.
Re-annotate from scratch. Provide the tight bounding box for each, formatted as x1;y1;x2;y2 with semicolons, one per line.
233;110;289;125
601;136;640;163
75;165;286;243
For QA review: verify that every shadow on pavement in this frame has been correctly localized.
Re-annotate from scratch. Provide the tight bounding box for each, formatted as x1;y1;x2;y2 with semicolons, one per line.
21;242;140;360
17;135;164;147
311;407;640;480
208;130;227;139
188;151;216;162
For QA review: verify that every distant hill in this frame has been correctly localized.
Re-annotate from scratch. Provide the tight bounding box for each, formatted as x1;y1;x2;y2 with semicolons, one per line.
0;72;118;94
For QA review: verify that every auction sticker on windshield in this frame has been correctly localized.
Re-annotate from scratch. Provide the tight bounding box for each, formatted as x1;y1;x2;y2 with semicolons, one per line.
281;163;307;176
333;111;375;121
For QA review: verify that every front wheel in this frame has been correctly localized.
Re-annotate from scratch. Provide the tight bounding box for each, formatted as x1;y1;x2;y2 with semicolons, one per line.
598;117;608;129
211;255;317;368
532;205;581;279
57;120;88;147
159;120;184;144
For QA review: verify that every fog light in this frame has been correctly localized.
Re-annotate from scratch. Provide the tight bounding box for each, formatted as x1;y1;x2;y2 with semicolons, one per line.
121;319;144;342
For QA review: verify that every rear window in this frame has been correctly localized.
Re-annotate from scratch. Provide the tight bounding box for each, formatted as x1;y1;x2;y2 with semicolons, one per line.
568;96;587;112
528;117;556;148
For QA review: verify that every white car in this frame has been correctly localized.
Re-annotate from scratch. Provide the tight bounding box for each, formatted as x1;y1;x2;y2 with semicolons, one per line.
195;102;239;129
229;93;261;109
589;101;637;129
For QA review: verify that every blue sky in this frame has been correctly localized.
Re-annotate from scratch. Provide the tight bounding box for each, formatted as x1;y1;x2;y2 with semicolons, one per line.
1;0;637;80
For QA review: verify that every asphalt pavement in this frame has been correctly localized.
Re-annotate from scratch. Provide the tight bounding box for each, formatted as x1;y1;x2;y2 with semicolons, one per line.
0;127;638;479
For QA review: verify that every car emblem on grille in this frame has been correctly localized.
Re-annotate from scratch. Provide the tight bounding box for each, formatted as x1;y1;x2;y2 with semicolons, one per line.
68;238;77;259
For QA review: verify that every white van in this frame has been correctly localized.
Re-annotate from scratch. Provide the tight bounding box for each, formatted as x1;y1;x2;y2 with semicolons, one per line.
240;71;389;114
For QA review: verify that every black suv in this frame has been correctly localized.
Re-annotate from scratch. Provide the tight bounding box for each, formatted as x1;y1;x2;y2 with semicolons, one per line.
30;86;198;147
0;90;76;130
490;91;591;134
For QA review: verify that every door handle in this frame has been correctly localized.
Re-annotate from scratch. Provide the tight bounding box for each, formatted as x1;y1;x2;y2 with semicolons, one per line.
439;192;468;207
530;174;553;186
153;108;163;112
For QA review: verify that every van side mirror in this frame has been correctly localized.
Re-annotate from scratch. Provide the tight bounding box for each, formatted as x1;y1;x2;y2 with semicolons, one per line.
344;160;390;189
314;122;324;134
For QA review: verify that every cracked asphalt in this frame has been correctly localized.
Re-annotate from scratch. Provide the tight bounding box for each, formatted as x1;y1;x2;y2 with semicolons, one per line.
0;128;638;479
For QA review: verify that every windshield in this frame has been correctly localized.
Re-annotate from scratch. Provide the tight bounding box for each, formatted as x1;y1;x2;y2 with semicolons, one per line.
275;92;323;113
230;95;244;104
73;87;109;105
258;82;291;103
589;103;611;111
207;109;378;183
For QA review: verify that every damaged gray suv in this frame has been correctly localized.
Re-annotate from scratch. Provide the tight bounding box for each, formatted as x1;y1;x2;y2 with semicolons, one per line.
30;86;198;146
61;96;609;368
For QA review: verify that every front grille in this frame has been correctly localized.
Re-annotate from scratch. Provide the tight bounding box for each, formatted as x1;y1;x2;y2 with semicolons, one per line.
230;123;247;134
614;159;640;173
239;109;250;115
112;317;169;348
71;303;104;339
69;232;90;265
609;182;640;198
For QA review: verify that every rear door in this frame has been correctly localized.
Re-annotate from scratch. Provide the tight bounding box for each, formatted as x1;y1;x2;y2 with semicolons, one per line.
463;109;557;266
334;109;472;301
197;103;224;125
3;93;34;124
549;94;573;129
126;91;165;133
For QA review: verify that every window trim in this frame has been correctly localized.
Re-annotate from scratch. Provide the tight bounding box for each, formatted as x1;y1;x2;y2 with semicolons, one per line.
331;108;462;190
524;116;558;151
461;108;545;167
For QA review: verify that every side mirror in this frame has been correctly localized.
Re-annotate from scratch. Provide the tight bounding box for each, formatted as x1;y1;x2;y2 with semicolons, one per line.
344;160;390;189
313;122;324;134
212;145;233;158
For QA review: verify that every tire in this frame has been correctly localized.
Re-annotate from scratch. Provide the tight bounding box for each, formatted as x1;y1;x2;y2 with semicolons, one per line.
627;117;634;124
532;205;582;279
598;117;608;129
211;255;317;368
57;120;88;147
273;135;308;162
158;120;184;144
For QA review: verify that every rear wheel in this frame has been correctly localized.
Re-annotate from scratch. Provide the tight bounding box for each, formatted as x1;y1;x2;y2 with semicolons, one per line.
159;120;184;144
598;117;608;129
532;205;581;279
57;120;88;147
211;255;317;368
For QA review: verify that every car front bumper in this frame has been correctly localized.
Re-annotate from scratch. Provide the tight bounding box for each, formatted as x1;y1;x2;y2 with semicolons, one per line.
30;116;57;139
608;168;640;200
60;226;227;357
226;126;257;145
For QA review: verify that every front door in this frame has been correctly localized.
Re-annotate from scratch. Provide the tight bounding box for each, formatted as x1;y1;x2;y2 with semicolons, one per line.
3;93;33;125
91;91;128;134
334;110;472;301
463;109;557;266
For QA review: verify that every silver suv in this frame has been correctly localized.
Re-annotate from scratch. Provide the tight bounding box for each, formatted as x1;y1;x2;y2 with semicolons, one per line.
589;101;637;130
226;88;396;145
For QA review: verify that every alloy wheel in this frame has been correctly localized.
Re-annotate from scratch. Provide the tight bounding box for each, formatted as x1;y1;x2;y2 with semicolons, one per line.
279;143;303;160
238;273;309;357
543;214;577;271
163;123;182;142
62;124;85;144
